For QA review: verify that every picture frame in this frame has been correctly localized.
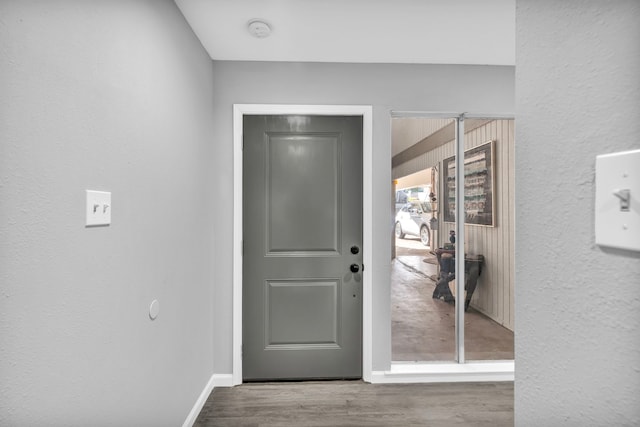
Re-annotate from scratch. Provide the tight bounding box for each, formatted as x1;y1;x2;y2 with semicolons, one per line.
442;140;495;226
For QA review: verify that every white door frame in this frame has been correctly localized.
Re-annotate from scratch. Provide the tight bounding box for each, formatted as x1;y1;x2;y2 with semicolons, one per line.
232;104;373;385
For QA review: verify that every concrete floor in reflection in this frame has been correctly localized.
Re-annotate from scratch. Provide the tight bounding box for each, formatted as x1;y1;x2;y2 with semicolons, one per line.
392;237;514;361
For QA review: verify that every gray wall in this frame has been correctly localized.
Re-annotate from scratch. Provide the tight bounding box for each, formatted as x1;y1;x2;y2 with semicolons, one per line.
210;61;515;372
515;0;640;425
0;1;215;425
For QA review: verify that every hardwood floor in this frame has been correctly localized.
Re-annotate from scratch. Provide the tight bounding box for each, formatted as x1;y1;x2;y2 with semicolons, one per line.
193;380;513;426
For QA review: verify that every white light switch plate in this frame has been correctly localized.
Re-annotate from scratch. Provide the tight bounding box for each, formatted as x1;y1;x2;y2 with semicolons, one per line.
86;190;111;226
595;149;640;251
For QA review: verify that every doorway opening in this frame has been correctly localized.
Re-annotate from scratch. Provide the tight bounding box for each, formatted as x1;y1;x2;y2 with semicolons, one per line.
391;115;514;363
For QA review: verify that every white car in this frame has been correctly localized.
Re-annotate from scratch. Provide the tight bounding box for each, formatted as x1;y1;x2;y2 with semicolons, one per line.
395;201;432;246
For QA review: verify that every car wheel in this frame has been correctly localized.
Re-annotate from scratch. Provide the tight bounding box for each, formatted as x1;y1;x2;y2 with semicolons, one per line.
420;226;430;246
395;222;405;239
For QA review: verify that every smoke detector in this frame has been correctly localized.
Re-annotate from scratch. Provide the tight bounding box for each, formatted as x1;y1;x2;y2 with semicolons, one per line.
247;19;272;38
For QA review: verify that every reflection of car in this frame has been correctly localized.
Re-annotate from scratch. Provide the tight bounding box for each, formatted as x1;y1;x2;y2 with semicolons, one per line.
395;201;432;246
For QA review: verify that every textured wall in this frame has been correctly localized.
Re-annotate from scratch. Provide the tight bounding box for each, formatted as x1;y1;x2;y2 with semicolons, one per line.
0;1;215;425
209;61;515;373
515;0;640;425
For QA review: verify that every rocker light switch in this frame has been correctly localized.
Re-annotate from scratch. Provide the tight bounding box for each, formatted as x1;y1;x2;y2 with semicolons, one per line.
595;149;640;251
86;190;111;226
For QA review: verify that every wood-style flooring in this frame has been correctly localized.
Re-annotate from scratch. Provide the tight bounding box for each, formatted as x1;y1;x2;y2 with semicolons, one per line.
193;380;513;427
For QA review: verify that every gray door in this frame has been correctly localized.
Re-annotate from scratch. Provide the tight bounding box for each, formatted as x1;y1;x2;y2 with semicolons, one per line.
243;115;363;381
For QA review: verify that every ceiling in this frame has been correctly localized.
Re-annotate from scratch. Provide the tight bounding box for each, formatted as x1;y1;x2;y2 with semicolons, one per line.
175;0;515;66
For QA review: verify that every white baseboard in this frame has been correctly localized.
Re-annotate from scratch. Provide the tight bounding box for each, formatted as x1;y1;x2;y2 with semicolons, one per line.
370;361;514;384
182;374;235;427
211;373;234;388
181;373;219;427
183;364;511;426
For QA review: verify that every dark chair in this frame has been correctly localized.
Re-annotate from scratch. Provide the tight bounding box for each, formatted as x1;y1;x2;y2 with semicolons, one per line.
433;249;484;311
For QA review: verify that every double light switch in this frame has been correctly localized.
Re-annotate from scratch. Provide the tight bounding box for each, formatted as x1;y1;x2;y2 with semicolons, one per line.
86;190;111;226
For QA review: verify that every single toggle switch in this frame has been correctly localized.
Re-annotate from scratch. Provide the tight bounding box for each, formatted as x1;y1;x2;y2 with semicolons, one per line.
612;189;630;212
595;149;639;251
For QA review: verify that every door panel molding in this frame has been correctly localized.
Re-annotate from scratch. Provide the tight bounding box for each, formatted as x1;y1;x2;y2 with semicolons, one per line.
264;132;341;256
232;104;373;385
264;279;341;348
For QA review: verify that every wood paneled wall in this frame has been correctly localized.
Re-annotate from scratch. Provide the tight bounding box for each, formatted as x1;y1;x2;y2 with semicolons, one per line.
393;120;515;331
392;118;453;156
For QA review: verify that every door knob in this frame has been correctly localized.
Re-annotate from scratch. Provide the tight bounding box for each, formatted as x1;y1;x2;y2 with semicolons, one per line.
350;263;360;273
350;245;360;255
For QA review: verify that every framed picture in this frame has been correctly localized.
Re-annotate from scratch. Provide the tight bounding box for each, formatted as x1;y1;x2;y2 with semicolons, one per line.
442;140;495;226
